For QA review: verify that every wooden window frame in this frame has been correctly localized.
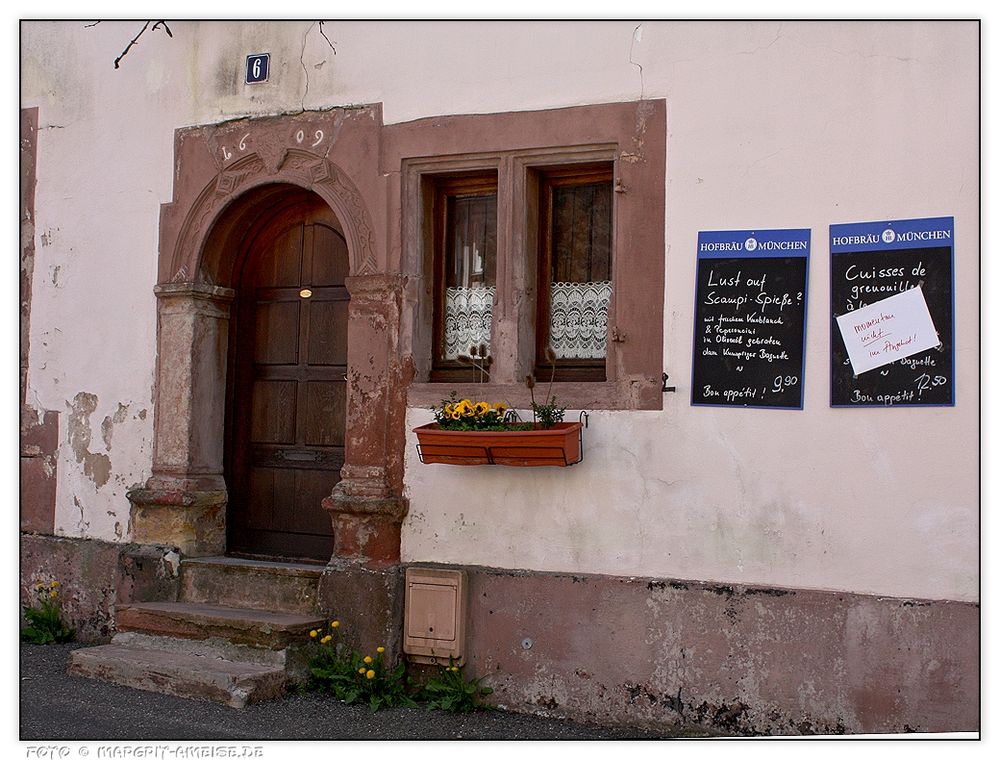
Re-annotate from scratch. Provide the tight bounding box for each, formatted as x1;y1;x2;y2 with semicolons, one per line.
428;171;499;383
533;163;614;383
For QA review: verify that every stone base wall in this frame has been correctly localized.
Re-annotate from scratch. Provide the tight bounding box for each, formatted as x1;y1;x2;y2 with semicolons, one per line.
316;559;405;658
444;565;978;736
21;533;977;735
20;534;181;642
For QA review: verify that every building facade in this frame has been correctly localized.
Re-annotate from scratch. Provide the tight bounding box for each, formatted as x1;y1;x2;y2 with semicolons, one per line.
20;20;979;734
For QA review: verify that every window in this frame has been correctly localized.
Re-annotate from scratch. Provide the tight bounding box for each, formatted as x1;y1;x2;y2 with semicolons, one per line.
535;164;613;382
430;172;498;381
395;100;666;411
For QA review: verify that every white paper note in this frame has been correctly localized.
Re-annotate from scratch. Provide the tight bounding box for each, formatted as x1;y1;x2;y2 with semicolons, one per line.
835;286;940;375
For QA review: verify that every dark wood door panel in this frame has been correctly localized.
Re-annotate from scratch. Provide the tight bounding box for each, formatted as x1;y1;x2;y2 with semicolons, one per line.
304;382;347;445
253;302;300;364
250;381;297;443
306;300;349;365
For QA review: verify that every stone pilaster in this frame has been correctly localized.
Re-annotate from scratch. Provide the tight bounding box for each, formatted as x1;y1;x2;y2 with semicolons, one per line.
128;283;234;556
323;273;408;564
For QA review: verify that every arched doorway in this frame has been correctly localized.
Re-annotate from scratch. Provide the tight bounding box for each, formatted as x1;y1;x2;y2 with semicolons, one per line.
131;110;408;568
226;194;350;560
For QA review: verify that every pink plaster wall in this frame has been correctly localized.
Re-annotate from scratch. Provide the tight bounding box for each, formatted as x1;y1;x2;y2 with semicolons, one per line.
460;566;978;735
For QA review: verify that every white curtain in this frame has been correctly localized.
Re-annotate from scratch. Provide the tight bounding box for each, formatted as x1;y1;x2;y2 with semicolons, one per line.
443;286;495;360
549;281;612;359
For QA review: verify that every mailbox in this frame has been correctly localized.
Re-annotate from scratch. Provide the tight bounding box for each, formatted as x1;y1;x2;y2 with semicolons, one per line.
403;567;466;664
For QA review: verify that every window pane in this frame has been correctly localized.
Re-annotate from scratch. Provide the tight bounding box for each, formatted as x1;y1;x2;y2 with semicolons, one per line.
548;181;612;360
443;193;497;360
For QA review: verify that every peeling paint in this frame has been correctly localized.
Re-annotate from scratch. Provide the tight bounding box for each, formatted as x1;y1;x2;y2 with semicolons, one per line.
40;227;57;246
67;391;112;489
100;402;130;450
72;496;90;533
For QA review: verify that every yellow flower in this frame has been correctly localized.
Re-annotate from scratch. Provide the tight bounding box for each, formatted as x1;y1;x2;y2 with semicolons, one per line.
363;655;373;664
49;590;58;599
474;401;490;416
366;669;376;680
309;630;318;638
450;666;460;672
35;581;45;590
49;580;60;588
320;635;332;644
358;667;366;674
330;620;340;628
376;646;385;654
492;402;508;414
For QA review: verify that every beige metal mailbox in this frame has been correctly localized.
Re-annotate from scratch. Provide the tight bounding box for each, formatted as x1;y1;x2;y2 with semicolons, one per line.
403;567;466;664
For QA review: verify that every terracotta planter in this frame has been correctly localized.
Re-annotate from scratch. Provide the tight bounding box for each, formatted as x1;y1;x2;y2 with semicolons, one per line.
414;422;584;467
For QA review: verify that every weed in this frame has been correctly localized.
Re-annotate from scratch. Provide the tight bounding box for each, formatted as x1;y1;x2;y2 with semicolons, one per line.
22;579;74;645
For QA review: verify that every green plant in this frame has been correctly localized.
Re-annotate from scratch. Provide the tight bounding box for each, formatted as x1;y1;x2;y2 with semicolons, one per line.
417;658;494;713
306;619;416;712
22;579;74;645
431;391;530;432
527;347;566;429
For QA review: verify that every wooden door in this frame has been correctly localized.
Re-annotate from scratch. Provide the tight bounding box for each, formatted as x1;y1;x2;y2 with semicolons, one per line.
227;199;349;560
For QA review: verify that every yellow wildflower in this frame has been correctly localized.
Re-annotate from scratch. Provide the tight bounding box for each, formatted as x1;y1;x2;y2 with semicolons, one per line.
330;620;340;628
451;666;460;672
358;667;366;674
309;630;318;638
376;646;385;654
363;655;373;664
49;580;60;588
366;669;376;680
49;590;58;599
320;635;332;644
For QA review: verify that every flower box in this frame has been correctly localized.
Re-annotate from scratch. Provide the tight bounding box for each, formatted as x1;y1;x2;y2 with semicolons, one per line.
414;422;584;467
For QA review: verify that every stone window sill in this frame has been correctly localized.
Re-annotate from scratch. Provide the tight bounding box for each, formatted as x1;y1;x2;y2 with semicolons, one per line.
407;379;662;412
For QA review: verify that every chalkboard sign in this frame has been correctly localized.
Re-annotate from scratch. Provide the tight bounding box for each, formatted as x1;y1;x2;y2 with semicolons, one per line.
830;217;954;407
692;229;810;409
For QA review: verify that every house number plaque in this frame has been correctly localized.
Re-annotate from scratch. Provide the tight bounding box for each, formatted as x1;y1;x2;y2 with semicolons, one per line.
245;53;270;84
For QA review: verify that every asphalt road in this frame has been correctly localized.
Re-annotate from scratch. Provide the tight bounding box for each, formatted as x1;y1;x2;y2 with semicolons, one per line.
20;643;682;742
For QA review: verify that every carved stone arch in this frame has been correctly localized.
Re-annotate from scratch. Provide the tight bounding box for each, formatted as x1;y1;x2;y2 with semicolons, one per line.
171;150;378;288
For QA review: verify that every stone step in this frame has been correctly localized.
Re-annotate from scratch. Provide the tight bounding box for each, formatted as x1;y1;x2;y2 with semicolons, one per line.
179;556;325;614
116;601;326;651
68;644;286;708
109;630;312;683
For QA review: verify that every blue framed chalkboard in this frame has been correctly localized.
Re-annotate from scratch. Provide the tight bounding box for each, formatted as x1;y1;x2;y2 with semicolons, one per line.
829;217;955;407
691;228;810;409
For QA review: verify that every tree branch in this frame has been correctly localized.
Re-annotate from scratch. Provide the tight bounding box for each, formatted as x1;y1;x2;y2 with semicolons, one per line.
113;20;172;69
318;21;337;54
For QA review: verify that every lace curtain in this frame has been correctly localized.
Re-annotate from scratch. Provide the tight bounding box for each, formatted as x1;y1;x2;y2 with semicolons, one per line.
549;281;612;360
443;286;495;360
